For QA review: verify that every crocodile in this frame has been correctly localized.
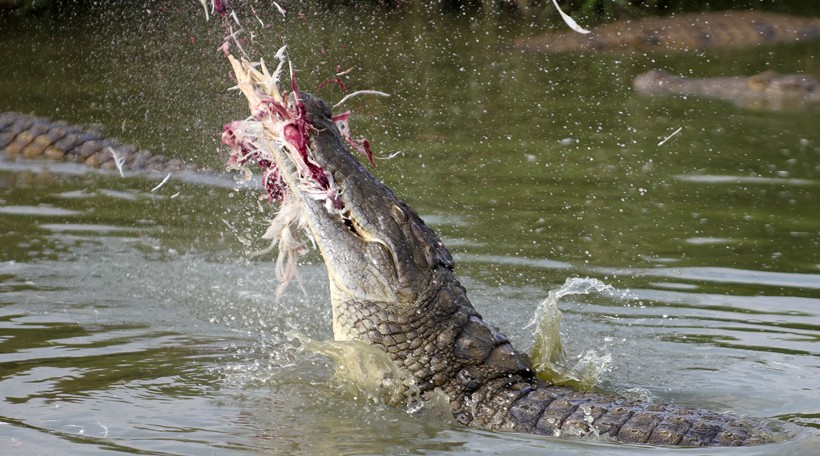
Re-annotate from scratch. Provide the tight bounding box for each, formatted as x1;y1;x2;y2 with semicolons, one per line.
515;11;820;53
0;111;208;176
1;103;777;446
222;90;777;446
0;111;246;190
633;70;820;110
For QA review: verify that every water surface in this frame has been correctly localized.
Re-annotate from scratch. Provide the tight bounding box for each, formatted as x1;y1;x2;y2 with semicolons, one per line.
1;4;818;455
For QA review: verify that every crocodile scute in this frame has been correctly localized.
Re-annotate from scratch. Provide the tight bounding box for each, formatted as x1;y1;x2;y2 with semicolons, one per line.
0;111;200;175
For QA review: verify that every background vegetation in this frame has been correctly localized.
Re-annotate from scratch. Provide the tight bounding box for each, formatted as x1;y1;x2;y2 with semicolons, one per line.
2;0;818;20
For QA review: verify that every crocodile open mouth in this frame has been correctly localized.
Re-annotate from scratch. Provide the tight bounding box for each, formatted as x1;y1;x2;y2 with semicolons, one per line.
220;49;375;295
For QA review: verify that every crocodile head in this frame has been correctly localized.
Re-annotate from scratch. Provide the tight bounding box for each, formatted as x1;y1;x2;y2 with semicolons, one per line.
278;92;455;342
221;58;531;404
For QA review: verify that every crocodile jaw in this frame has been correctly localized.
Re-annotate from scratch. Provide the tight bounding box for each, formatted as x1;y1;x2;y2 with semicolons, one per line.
263;93;453;342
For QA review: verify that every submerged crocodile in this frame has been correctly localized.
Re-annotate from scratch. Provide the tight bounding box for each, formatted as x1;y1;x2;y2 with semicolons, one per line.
515;11;820;53
633;70;820;110
1;104;777;446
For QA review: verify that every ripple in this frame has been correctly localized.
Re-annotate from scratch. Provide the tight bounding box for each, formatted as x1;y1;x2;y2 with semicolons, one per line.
0;205;82;216
624;266;820;290
38;223;142;234
421;214;470;227
675;174;816;186
684;237;735;245
649;282;700;290
461;253;819;291
459;253;572;270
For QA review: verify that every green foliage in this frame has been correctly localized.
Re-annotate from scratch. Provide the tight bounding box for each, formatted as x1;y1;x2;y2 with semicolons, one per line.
2;0;815;21
562;0;816;18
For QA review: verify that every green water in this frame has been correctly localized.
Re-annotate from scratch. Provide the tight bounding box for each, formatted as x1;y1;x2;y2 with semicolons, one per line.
1;3;819;455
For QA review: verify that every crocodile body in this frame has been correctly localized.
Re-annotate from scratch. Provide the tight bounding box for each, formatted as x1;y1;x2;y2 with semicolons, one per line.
1;105;777;446
516;11;820;53
633;70;820;109
0;112;205;175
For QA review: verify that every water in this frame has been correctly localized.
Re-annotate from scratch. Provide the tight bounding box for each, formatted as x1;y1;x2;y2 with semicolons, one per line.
1;3;819;455
527;277;616;389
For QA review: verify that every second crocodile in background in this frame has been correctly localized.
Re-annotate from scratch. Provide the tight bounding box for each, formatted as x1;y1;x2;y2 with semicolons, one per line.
515;11;820;53
633;70;820;110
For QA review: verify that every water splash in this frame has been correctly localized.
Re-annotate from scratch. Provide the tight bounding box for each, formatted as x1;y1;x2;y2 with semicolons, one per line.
526;277;615;389
286;330;411;407
286;331;454;423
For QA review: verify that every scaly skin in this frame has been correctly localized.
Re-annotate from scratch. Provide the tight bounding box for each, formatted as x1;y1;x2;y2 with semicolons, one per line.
515;11;820;53
633;70;820;110
0;112;204;175
0;103;778;446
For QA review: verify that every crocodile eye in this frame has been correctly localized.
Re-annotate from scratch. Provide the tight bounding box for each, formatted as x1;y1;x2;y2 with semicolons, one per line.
389;204;407;224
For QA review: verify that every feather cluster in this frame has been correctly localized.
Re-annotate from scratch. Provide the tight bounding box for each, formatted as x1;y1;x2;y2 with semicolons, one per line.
222;48;340;296
221;47;377;296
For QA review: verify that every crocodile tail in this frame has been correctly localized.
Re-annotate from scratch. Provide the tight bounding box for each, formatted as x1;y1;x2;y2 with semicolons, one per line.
493;382;774;446
0;112;198;174
416;281;776;447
